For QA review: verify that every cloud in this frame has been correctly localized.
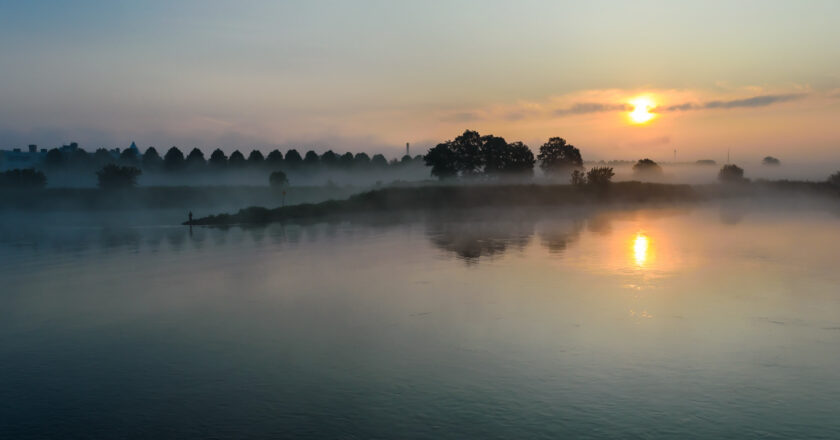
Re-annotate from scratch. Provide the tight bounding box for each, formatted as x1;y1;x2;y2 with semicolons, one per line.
554;102;630;116
659;93;805;112
440;112;483;123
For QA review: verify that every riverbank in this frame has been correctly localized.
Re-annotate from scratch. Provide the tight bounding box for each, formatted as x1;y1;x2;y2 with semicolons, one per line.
187;181;840;226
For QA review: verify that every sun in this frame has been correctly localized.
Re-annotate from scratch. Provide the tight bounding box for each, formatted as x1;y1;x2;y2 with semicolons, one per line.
629;97;656;124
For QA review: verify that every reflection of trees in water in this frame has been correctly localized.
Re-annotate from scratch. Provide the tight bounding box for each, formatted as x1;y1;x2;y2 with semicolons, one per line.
538;218;585;255
425;214;535;263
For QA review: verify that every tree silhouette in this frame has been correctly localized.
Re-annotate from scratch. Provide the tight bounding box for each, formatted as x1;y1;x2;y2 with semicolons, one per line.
269;170;289;188
44;148;64;167
353;152;371;168
538;137;582;176
762;156;781;166
371;154;388;168
632;158;662;175
94;148;113;166
339;152;354;169
186;148;206;168
828;171;840;187
284;149;302;167
209;149;228;168
500;141;535;176
0;168;47;189
164;147;185;171
228;150;246;167
303;150;320;167
247;150;265;166
266;149;284;166
96;164;141;189
718;164;746;183
570;169;586;186
120;148;140;166
586;167;614;187
142;147;162;169
451;130;483;176
424;142;458;179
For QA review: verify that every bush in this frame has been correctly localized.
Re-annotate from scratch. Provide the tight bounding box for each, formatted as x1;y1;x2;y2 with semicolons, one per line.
269;170;289;188
96;164;141;189
632;158;662;175
586;167;614;187
828;171;840;188
0;168;47;189
762;156;781;166
718;164;746;183
570;169;586;186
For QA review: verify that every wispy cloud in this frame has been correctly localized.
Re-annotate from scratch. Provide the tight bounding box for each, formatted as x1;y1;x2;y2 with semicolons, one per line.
658;93;806;112
554;102;631;116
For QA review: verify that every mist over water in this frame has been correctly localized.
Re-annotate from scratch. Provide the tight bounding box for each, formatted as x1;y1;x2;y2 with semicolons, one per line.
3;202;840;439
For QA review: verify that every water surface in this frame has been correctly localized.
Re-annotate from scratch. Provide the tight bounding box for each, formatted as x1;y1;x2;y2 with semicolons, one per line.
2;204;840;439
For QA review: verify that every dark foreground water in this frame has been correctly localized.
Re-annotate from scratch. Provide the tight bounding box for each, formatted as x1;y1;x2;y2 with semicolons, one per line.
2;203;840;439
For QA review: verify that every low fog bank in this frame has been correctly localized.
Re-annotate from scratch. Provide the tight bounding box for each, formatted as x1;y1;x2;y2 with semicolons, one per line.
599;161;840;185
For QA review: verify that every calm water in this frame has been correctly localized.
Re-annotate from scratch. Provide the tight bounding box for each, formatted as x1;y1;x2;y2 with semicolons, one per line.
2;203;840;439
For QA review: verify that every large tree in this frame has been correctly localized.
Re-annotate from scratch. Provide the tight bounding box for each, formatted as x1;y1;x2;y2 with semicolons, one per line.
142;147;162;169
163;147;185;171
209;149;228;167
537;137;582;176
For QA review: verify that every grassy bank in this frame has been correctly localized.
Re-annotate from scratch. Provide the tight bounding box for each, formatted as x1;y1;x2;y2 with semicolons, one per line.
188;182;704;225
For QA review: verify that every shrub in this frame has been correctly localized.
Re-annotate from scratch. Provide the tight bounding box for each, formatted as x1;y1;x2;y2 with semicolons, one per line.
0;168;47;189
269;170;289;188
586;167;614;187
96;164;141;189
718;164;746;183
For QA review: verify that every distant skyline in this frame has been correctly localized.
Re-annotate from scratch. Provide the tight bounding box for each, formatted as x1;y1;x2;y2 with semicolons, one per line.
1;0;839;162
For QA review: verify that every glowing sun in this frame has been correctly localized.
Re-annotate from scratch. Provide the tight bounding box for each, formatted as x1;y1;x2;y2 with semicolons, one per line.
629;97;656;124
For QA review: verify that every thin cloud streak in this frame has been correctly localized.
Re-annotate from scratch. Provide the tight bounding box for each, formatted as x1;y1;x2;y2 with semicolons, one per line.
658;93;806;112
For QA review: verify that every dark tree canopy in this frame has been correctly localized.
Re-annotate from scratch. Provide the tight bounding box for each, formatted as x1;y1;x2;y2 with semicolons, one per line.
94;148;113;165
424;142;458;179
164;147;185;171
303;150;320;166
96;164;141;189
0;168;47;189
632;158;662;174
339;152;354;168
353;152;371;167
502;141;536;176
321;150;338;167
248;150;265;164
718;164;746;183
696;159;717;166
44;148;64;166
762;156;781;166
120;148;139;165
585;167;615;187
228;150;246;166
828;171;840;187
269;170;289;188
142;147;162;169
284;149;302;166
266;149;284;165
209;149;228;167
537;137;582;176
371;154;388;168
186;148;206;167
424;130;536;179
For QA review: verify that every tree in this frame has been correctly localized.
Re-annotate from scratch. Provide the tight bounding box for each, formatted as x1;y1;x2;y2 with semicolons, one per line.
269;170;289;188
696;159;717;166
828;171;840;188
96;164;141;189
537;137;582;176
0;168;47;189
303;150;320;167
44;148;64;167
371;154;388;168
424;142;458;179
266;149;284;166
632;158;662;175
228;150;246;167
353;152;371;168
570;169;586;186
142;147;163;169
186;148;206;168
500;141;535;176
718;164;746;183
762;156;781;166
120;148;140;166
320;150;338;167
247;150;265;166
450;130;483;176
164;147;185;171
338;152;354;169
209;149;228;168
69;148;91;168
94;148;113;166
586;167;614;187
284;149;302;167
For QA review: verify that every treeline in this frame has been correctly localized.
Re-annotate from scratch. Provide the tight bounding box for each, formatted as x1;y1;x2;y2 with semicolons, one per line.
30;145;425;174
424;130;611;182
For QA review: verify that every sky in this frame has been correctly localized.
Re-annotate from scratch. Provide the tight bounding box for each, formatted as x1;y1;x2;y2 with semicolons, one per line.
1;0;839;162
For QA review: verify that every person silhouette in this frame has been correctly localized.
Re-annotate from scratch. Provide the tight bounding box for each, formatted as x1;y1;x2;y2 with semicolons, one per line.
188;211;193;224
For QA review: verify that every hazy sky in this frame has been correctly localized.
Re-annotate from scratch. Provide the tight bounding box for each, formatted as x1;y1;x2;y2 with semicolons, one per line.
1;0;839;161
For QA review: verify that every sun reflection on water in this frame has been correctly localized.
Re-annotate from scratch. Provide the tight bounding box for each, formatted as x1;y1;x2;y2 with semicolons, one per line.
633;233;649;267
